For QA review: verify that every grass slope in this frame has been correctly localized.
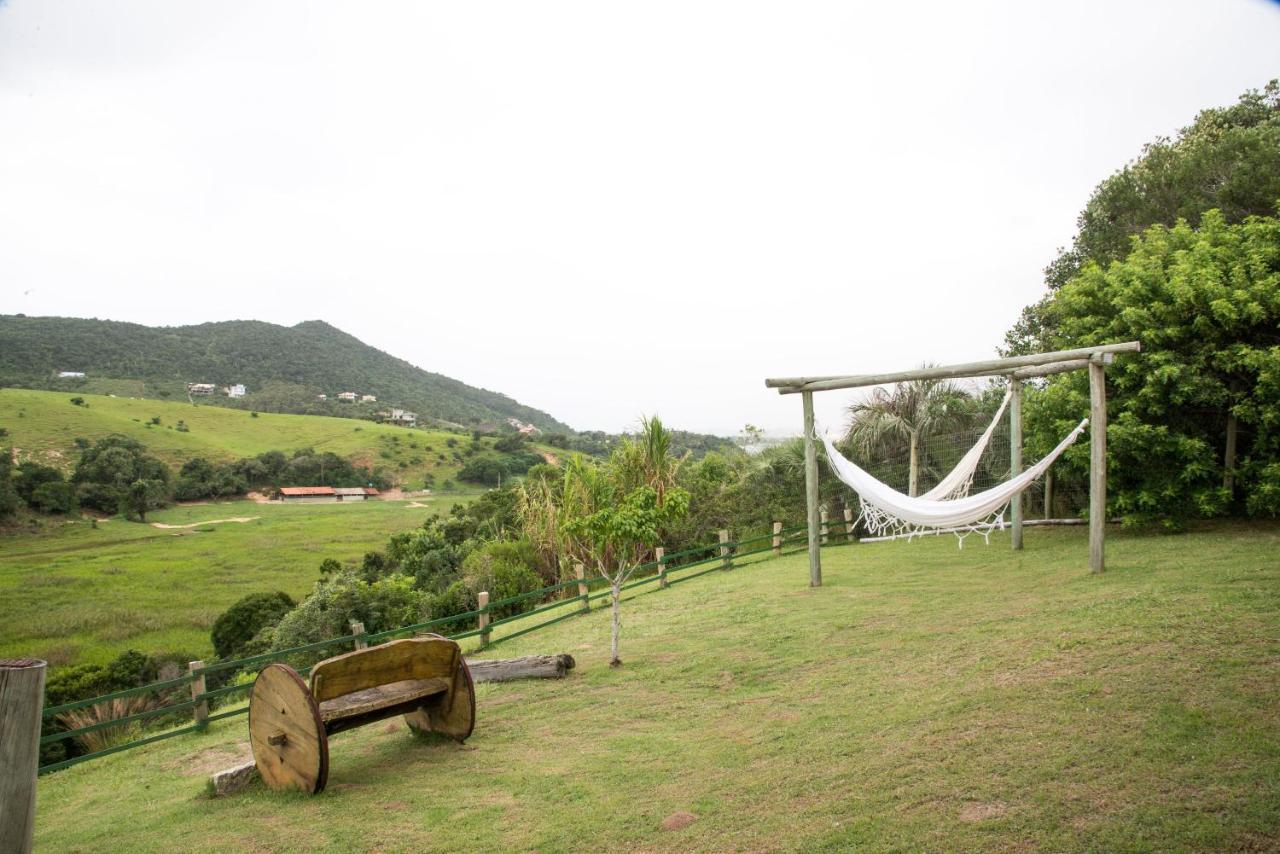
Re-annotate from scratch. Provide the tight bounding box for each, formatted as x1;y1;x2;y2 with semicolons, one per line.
1;388;549;488
0;497;470;668
34;523;1280;851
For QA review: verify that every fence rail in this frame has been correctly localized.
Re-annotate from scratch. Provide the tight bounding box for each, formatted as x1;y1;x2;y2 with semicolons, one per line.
37;520;821;775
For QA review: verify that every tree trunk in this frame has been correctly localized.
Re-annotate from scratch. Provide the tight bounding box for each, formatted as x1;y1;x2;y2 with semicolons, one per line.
1224;410;1238;495
609;582;622;667
908;432;919;497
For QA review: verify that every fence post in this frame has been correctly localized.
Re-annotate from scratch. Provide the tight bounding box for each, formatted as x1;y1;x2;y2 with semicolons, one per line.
771;521;782;555
719;530;732;569
843;506;856;541
188;660;208;729
477;592;491;647
1;658;45;854
656;547;668;588
350;621;367;650
574;562;589;611
820;508;829;545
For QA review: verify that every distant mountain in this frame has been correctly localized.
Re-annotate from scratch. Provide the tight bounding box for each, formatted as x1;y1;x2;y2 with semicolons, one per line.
0;315;572;432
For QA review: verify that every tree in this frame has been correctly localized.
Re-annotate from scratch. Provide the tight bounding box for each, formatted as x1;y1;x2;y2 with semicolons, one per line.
1006;80;1280;355
14;461;64;505
211;591;297;660
0;449;21;518
72;434;172;519
843;376;972;496
564;485;689;666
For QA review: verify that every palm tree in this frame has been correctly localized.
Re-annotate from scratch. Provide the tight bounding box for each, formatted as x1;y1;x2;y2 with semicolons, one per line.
843;374;972;497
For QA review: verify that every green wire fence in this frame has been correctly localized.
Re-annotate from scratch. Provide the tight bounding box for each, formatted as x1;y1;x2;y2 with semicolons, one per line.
38;521;823;775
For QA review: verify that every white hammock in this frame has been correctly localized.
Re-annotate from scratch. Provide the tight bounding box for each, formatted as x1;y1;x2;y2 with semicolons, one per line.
920;391;1011;501
819;417;1088;543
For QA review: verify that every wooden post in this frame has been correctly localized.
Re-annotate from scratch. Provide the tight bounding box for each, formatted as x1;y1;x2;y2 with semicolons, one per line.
819;507;829;545
843;506;856;541
349;621;367;650
802;391;822;587
656;546;668;588
574;562;588;611
189;660;208;728
477;591;491;646
1089;358;1107;574
719;529;732;569
1224;410;1238;495
1010;378;1023;551
771;521;782;555
1043;469;1054;520
0;658;45;854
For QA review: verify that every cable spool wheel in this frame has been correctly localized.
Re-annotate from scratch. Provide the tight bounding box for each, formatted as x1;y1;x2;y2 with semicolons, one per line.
249;663;329;794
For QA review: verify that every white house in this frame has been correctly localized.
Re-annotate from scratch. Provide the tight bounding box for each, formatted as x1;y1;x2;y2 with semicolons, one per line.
361;394;377;403
337;392;357;402
224;384;247;398
187;383;216;396
388;408;418;427
316;393;328;402
57;371;85;379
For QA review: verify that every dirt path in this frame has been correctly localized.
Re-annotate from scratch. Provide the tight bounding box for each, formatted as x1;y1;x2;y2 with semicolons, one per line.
150;517;260;529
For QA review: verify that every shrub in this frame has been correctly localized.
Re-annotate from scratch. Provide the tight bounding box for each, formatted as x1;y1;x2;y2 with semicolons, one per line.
270;573;427;667
460;540;544;619
31;481;77;514
210;591;296;660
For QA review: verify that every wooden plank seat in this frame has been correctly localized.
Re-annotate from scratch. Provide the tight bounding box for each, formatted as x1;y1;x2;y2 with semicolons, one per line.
249;635;476;794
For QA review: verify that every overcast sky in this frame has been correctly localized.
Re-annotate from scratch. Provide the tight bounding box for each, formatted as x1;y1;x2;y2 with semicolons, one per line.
2;1;1277;435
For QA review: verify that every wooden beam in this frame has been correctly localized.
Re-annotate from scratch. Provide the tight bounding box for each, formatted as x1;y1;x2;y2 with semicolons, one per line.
465;654;576;683
802;391;822;587
1007;358;1091;380
1010;379;1023;551
767;341;1140;394
0;658;45;854
1089;359;1107;573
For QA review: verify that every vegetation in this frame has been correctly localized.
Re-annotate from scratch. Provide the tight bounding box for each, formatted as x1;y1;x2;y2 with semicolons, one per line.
72;435;172;521
0;316;571;431
210;592;296;660
31;523;1280;850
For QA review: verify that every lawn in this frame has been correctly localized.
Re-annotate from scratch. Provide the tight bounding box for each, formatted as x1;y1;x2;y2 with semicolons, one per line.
31;522;1280;851
0;496;475;667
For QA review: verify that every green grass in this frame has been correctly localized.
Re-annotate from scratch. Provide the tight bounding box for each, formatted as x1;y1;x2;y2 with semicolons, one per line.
0;497;476;667
32;523;1280;851
0;388;555;489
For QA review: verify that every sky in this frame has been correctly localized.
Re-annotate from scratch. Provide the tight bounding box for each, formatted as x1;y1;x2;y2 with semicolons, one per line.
2;1;1278;436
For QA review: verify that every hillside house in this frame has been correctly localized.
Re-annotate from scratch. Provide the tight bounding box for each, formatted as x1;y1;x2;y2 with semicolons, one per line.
334;487;380;501
278;486;337;503
187;383;216;396
361;394;377;403
387;408;418;427
57;371;85;378
224;384;247;398
507;417;541;435
337;392;357;402
316;393;328;401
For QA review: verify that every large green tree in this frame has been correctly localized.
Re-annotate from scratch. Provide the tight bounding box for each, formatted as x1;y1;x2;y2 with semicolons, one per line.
72;434;172;520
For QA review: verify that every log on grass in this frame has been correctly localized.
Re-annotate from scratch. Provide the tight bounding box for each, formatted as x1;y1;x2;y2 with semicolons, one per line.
464;654;576;683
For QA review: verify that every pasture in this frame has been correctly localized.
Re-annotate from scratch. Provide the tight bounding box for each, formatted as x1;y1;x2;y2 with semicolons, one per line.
0;497;473;668
32;523;1280;851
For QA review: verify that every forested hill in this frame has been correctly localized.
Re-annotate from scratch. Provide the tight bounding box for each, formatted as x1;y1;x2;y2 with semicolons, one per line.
0;315;572;431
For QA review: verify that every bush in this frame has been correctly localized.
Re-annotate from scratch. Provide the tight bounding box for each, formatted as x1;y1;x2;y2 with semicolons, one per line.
31;481;77;514
460;540;544;619
270;573;427;667
210;591;296;660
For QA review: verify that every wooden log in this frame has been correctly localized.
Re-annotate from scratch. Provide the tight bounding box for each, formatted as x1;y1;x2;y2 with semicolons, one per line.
771;521;782;555
1010;378;1023;551
0;659;44;854
1043;469;1054;520
477;592;491;646
464;654;576;683
802;391;822;586
1224;410;1238;494
1008;358;1092;380
350;621;368;651
843;506;856;540
819;508;829;545
719;530;732;569
768;341;1141;393
1089;359;1107;574
655;547;667;588
574;562;588;611
189;659;208;728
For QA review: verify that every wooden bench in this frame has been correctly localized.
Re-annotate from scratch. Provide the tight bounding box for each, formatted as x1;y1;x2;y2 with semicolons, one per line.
248;635;475;793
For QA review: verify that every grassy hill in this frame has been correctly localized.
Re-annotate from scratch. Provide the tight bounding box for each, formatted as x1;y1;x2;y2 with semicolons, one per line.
0;315;571;431
31;523;1280;850
0;388;554;487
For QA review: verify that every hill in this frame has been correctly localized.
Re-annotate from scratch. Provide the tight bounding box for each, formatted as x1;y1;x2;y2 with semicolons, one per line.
0;388;551;489
0;315;571;432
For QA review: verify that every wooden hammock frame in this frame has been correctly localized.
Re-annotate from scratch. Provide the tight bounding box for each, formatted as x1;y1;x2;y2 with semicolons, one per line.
764;341;1141;584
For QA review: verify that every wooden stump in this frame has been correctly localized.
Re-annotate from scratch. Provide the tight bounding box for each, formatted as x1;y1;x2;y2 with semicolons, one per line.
249;664;328;794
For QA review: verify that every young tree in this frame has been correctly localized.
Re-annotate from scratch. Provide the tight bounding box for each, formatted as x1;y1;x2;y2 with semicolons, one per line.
564;485;689;666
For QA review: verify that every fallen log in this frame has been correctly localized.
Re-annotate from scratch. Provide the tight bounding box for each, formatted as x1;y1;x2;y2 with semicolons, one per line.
465;654;575;683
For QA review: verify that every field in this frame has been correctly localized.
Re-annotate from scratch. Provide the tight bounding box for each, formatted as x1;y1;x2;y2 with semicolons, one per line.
0;496;475;667
32;523;1280;851
0;388;553;488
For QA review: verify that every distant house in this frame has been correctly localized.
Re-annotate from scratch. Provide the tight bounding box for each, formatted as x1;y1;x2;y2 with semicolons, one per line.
57;371;86;379
224;384;247;398
334;487;380;501
361;394;377;403
387;408;418;427
278;486;337;503
507;417;541;436
187;383;216;396
337;392;357;402
316;394;328;402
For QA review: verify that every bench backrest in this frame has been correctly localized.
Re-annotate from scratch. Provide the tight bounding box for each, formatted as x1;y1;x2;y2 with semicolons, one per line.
310;637;460;703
